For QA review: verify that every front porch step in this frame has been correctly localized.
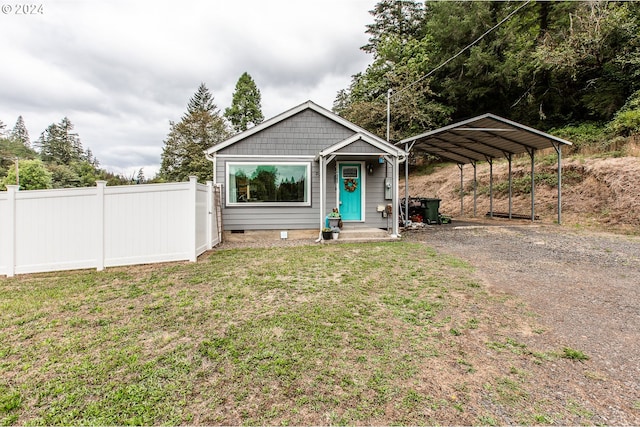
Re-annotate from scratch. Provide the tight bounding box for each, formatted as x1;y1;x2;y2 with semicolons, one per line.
323;227;397;243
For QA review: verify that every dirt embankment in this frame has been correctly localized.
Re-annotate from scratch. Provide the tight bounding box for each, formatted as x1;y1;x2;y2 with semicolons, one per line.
402;156;640;232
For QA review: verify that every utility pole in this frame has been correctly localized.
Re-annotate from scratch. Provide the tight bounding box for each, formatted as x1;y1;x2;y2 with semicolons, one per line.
386;89;392;142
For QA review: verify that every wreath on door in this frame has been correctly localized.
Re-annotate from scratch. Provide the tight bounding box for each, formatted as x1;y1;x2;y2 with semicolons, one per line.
344;178;358;192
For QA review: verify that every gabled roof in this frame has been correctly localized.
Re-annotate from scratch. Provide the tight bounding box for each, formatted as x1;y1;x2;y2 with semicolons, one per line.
398;113;572;164
205;100;403;156
317;132;406;159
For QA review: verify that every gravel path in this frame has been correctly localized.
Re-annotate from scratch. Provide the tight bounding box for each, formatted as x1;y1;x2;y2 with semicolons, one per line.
403;221;640;424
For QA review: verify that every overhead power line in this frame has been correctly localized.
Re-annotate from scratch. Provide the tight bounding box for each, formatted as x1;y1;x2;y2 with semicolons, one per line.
386;0;532;141
391;0;533;101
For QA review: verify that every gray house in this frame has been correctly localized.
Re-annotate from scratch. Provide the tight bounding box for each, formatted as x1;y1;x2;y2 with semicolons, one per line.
205;101;406;241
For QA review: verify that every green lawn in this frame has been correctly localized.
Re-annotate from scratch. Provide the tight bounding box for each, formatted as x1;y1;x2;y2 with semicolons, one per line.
0;242;590;425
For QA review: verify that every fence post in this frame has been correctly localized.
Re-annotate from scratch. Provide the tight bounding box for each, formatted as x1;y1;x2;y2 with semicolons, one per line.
189;176;198;262
96;181;106;271
6;185;18;277
206;180;213;250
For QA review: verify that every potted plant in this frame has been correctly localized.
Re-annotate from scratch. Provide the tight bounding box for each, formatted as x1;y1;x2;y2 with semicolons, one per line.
327;208;341;229
331;226;340;240
322;227;333;240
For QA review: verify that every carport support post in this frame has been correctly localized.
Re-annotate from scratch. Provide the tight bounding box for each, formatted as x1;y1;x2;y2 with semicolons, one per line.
488;158;494;218
552;141;562;225
529;148;536;222
458;164;464;216
508;153;513;219
405;143;410;227
472;161;477;217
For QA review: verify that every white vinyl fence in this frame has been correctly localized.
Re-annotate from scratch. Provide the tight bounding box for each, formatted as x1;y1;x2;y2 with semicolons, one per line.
0;177;220;277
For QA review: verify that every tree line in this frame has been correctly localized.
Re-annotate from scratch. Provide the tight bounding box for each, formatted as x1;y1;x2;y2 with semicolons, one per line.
0;116;133;190
0;72;264;189
334;0;640;145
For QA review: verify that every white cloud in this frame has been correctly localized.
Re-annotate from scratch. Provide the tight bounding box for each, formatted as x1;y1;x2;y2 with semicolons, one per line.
0;0;376;177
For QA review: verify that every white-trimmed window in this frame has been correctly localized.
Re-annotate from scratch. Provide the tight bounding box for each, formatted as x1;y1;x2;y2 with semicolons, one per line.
226;162;311;206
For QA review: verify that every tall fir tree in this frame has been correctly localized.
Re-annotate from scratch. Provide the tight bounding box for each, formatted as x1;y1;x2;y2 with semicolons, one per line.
160;83;230;182
11;116;30;148
224;72;264;133
37;117;85;165
362;0;425;55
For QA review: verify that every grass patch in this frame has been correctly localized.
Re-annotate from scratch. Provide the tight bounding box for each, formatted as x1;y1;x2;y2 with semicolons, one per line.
560;347;590;362
0;242;608;425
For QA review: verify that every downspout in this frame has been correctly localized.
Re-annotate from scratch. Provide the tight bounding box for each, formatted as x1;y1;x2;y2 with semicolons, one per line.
316;155;325;242
204;151;217;185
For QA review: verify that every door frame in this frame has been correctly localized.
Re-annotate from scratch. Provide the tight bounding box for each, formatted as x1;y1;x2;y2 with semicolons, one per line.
336;161;366;222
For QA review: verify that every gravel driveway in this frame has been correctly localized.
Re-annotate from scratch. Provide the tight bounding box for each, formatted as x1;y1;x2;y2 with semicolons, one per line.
403;221;640;424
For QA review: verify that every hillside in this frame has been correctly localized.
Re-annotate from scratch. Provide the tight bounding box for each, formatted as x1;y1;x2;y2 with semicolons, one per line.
402;152;640;234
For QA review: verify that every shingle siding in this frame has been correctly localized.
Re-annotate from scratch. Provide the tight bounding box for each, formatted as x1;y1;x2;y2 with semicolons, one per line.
218;110;354;157
335;139;386;154
214;108;397;231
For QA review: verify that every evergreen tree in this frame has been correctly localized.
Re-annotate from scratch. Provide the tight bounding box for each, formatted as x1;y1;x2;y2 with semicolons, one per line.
37;117;85;165
362;0;425;55
11;116;30;147
224;72;264;133
137;168;145;184
85;148;99;167
336;0;640;136
159;83;230;182
0;120;6;137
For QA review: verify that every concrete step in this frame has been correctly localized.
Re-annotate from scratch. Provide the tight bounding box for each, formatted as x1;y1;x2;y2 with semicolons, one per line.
322;227;396;243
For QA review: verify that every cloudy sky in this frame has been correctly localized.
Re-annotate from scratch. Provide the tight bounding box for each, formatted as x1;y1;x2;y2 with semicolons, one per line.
0;0;376;177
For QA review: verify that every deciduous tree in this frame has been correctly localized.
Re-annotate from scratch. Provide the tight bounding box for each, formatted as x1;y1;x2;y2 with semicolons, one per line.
1;159;52;190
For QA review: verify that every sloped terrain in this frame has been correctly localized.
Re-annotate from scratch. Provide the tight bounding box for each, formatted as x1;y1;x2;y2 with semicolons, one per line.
403;155;640;233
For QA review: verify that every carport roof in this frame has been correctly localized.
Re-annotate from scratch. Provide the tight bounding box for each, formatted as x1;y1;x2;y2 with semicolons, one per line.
397;113;572;164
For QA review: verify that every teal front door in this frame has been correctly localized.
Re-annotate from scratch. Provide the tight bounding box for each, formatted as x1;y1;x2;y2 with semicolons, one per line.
339;163;362;221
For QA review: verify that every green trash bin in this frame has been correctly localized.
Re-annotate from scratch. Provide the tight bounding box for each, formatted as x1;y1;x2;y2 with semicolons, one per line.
420;198;441;224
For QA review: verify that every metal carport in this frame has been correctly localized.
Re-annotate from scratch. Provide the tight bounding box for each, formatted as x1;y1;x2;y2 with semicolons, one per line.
397;113;572;224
